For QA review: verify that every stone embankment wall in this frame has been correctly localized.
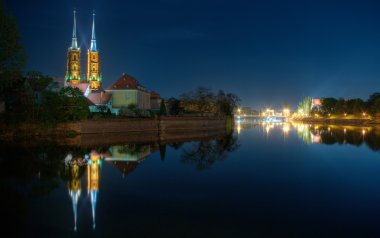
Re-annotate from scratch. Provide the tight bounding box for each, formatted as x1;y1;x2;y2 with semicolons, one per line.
55;116;227;135
52;117;228;146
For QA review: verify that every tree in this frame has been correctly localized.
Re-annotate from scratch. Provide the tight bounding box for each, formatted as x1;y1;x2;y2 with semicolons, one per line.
0;2;27;91
59;87;90;121
40;90;64;127
215;90;240;116
367;92;380;115
180;87;215;115
347;98;364;115
321;97;337;115
334;98;347;114
159;99;167;116
167;97;182;115
297;96;312;116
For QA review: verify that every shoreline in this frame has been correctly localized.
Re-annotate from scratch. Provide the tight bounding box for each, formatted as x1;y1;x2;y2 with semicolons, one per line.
0;116;232;142
291;117;380;127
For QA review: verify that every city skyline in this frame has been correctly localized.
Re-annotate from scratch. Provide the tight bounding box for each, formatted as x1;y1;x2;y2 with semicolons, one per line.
6;0;380;109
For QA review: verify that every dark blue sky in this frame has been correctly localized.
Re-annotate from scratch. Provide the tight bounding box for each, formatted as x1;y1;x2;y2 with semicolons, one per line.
6;0;380;109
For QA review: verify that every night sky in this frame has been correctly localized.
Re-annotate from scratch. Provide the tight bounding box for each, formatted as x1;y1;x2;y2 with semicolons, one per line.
6;0;380;109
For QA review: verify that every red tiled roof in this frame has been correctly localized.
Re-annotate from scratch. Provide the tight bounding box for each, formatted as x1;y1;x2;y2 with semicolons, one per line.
106;73;147;91
70;83;90;94
87;91;112;105
150;91;161;99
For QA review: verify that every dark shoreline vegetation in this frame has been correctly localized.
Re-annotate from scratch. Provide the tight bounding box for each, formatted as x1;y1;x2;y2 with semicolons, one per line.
293;93;380;127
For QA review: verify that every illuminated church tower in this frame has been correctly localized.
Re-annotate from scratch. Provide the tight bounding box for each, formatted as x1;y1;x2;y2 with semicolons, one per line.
87;12;102;91
65;10;81;84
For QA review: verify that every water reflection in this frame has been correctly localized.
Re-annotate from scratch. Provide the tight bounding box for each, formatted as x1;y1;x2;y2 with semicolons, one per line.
3;126;380;236
236;119;380;151
64;151;101;230
181;133;239;171
0;133;237;234
64;145;154;231
292;123;379;149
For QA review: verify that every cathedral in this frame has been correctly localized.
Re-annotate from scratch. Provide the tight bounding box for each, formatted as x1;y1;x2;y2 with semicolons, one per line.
65;10;101;91
64;10;161;114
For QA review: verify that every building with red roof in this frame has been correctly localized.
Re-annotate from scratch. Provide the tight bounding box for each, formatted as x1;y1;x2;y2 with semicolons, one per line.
67;73;159;115
105;73;151;112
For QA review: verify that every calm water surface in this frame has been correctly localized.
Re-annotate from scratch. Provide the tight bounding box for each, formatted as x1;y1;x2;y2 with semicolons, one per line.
2;122;380;237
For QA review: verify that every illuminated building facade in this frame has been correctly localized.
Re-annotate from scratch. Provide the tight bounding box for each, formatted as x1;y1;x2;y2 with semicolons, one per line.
65;10;81;84
87;12;102;91
64;11;160;113
105;73;151;111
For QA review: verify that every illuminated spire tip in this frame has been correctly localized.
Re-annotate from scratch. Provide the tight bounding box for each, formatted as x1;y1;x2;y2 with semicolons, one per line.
90;10;97;51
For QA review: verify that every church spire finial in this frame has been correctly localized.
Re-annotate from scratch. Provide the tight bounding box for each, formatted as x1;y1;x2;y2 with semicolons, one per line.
90;11;97;51
71;9;78;49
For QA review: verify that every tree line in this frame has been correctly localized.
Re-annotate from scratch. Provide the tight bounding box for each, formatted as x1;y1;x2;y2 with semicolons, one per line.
296;93;380;117
165;87;240;116
311;93;380;116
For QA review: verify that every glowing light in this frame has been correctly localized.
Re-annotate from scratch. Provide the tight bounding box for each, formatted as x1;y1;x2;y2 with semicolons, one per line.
344;128;346;133
283;108;290;117
362;129;366;135
312;135;321;143
282;123;290;134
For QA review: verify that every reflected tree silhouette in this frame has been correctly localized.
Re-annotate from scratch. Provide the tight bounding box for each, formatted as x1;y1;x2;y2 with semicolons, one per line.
297;125;380;151
168;142;184;150
180;133;239;171
159;144;166;161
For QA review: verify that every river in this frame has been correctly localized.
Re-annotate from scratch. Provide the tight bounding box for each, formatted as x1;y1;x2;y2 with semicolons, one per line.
1;121;380;237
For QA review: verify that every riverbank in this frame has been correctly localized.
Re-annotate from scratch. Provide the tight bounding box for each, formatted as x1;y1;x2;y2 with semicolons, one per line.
0;116;231;141
291;117;380;126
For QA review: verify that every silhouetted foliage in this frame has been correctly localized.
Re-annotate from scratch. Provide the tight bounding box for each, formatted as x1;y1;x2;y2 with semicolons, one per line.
159;99;167;116
166;97;183;115
0;2;26;91
321;98;338;115
180;87;240;116
159;144;166;161
215;90;240;116
312;93;380;116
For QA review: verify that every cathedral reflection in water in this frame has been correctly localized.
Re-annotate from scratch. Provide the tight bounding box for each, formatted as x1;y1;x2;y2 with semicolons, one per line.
65;144;157;231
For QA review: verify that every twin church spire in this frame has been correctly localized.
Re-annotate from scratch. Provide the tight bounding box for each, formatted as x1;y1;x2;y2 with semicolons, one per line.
66;10;101;91
71;10;78;49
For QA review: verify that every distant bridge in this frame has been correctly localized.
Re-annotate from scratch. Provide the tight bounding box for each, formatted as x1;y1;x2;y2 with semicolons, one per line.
234;115;288;123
